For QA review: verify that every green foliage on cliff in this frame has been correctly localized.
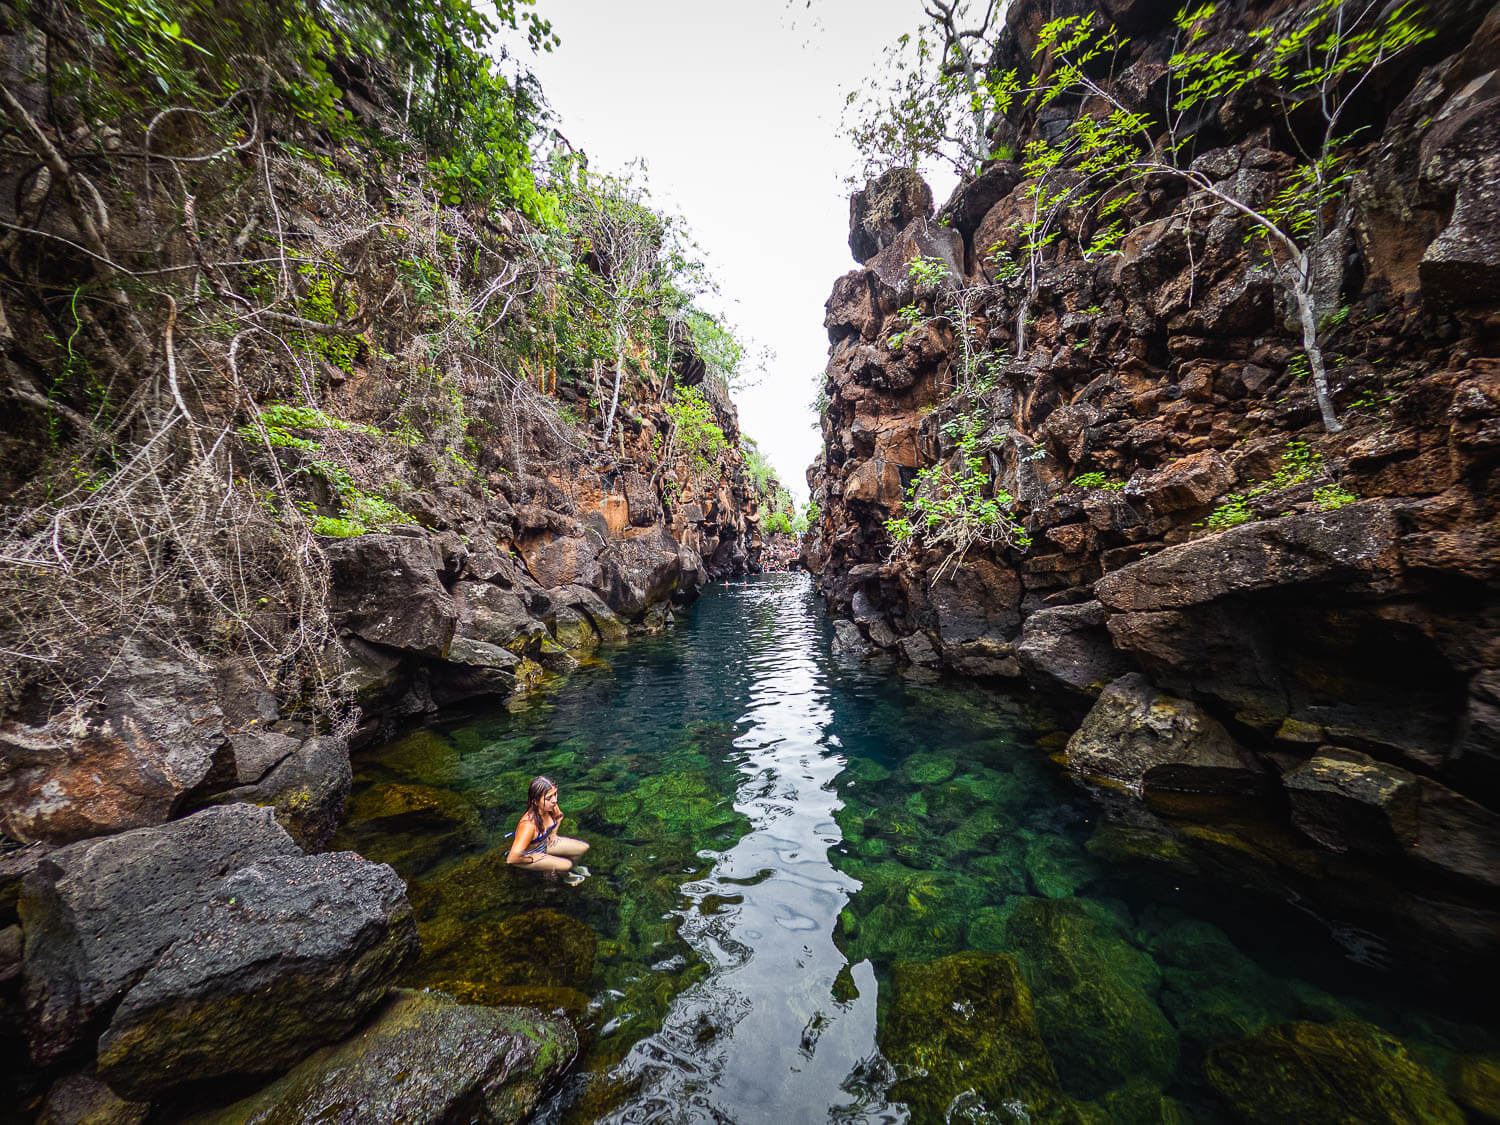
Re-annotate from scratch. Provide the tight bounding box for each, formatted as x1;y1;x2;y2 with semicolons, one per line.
852;0;1434;434
663;388;729;480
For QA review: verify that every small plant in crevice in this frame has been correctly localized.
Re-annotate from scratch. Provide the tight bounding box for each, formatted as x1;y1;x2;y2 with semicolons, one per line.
1070;472;1125;491
1201;441;1357;532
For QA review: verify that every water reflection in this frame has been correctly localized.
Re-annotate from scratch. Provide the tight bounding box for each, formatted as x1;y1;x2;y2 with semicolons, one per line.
596;579;896;1123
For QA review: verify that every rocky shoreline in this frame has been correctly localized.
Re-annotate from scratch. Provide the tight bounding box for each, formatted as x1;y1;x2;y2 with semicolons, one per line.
804;0;1500;967
1;441;769;1120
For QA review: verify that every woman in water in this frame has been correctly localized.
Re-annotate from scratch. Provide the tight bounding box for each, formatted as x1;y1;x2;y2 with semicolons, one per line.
507;775;590;881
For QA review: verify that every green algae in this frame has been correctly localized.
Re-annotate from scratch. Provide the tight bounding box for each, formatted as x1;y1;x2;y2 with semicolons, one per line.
899;752;956;786
995;896;1179;1100
880;951;1091;1125
1204;1020;1464;1124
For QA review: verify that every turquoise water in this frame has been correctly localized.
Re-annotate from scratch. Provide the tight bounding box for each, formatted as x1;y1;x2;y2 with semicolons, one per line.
339;573;1498;1123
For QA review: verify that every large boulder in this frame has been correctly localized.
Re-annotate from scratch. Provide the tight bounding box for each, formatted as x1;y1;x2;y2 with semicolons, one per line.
212;736;353;850
454;581;545;650
597;526;683;618
1018;601;1134;697
1204;1020;1463;1124
1284;748;1500;890
848;168;934;264
1093;502;1403;613
19;805;299;1065
96;852;417;1098
518;532;603;591
1066;674;1262;796
182;990;577;1125
0;641;227;844
325;534;457;658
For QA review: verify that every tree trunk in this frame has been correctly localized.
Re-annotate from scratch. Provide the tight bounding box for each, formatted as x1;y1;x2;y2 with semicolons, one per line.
1288;256;1343;433
603;319;626;441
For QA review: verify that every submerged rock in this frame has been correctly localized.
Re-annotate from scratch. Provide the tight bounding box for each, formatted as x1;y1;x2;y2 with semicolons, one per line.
183;989;577;1125
996;896;1178;1100
96;851;417;1098
1203;1019;1463;1123
1066;674;1263;797
20;805;298;1065
880;951;1087;1124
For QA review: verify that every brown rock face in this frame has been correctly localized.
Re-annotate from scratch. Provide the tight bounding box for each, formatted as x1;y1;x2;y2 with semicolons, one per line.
807;0;1500;950
0;642;226;845
848;168;934;264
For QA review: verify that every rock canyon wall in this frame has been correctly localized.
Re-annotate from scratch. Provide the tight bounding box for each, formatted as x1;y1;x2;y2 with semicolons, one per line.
806;0;1500;962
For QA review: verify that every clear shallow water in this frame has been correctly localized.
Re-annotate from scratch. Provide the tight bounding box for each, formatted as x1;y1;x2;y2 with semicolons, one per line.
338;573;1498;1123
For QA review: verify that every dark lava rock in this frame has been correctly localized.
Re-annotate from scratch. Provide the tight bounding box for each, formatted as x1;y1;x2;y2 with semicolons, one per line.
96;851;417;1098
1093;503;1402;613
325;534;458;657
849;168;934;264
880;951;1087;1123
182;989;576;1125
1066;674;1263;796
1284;747;1500;890
1017;600;1134;697
37;1070;149;1125
1204;1019;1463;1123
213;736;352;850
20;805;299;1066
0;640;227;845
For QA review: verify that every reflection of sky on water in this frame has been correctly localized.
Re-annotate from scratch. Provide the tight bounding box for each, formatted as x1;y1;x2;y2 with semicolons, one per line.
597;576;901;1125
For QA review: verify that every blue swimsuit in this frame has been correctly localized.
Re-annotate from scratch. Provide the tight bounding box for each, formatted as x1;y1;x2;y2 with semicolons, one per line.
521;816;556;858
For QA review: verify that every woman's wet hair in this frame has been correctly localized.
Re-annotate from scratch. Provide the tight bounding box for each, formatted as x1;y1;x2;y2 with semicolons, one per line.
526;775;556;826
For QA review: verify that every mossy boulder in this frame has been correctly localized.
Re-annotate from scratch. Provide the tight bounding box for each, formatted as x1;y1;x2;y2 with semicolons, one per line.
1203;1020;1463;1124
900;752;957;786
415;907;596;994
880;951;1086;1124
365;729;463;786
183;989;576;1125
997;896;1178;1100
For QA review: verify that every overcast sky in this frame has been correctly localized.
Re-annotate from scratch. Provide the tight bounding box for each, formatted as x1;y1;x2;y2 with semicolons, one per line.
517;0;956;503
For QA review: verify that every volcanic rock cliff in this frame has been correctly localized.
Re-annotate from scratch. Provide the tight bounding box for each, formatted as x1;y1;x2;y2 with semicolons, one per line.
806;0;1500;961
0;12;773;1115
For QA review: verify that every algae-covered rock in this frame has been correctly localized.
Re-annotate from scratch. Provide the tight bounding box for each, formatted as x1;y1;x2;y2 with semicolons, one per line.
1102;1079;1188;1124
997;896;1178;1099
415;908;596;995
1146;912;1294;1047
899;752;957;786
880;951;1085;1124
184;989;577;1125
1024;834;1100;899
1455;1054;1500;1122
344;781;484;866
37;1071;148;1125
96;852;417;1098
365;729;463;786
1203;1019;1463;1124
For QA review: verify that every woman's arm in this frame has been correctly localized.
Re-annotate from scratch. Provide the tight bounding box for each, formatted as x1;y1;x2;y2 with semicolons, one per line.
506;816;538;865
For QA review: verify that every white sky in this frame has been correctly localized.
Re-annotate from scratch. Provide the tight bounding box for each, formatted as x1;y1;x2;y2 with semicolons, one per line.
514;0;956;503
